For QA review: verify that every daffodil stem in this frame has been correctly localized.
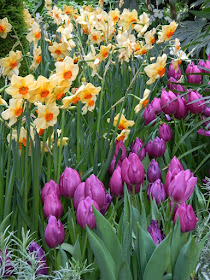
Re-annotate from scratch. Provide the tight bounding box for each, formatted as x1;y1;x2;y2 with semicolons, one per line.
77;103;80;163
57;110;65;183
47;128;52;182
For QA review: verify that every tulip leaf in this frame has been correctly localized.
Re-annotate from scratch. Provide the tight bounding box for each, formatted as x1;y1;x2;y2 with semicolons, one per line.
0;212;12;233
93;207;122;273
59;248;68;268
117;261;133;280
143;231;172;280
163;274;172;280
170;217;181;272
173;234;209;280
86;226;117;280
61;243;75;255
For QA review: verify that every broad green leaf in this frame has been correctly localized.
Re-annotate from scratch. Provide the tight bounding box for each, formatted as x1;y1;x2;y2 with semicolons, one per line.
170;218;181;271
0;213;12;233
61;243;74;255
117;261;133;280
143;232;172;280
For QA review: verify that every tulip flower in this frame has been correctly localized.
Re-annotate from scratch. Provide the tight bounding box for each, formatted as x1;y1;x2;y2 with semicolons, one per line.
109;166;124;198
0;250;13;277
41;179;60;203
204;107;210;117
147;179;166;205
143;104;156;125
147;159;161;183
186;62;202;84
160;88;178;115
174;96;188;119
130;137;146;161
43;193;63;219
174;202;198;233
100;194;113;216
151;97;162;114
168;61;181;80
108;140;127;174
85;174;106;209
187;90;206;114
73;182;85;210
121;153;145;193
198;60;208;73
59;167;81;198
159;123;173;142
168;170;197;204
77;196;100;229
197;129;210;137
146;137;166;159
167;77;185;94
147;220;165;245
44;216;65;248
28;242;48;275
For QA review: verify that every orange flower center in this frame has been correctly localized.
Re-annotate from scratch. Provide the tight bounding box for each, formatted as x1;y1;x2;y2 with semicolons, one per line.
56;92;65;101
55;14;59;19
176;44;180;50
82;28;88;34
118;123;126;130
166;30;175;38
0;25;5;32
131;18;137;23
142;99;149;108
103;51;109;58
35;31;41;39
84;93;92;99
10;61;17;68
55;49;61;55
74;14;78;20
22;137;27;147
19;142;23;149
92;35;98;41
36;56;42;64
140;49;147;55
72;96;80;105
157;67;165;77
150;37;155;44
45;113;53;122
113;16;118;22
178;60;182;66
19;86;29;95
14;107;23;117
38;129;45;136
117;135;125;141
40;90;50;98
63;70;72;79
88;99;94;107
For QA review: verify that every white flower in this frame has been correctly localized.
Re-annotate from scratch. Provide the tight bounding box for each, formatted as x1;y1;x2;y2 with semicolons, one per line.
165;16;172;23
153;9;163;19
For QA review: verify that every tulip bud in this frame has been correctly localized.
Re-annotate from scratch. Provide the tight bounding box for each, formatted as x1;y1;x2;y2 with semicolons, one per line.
146;137;166;159
168;61;181;80
174;96;188;119
130;137;146;161
114;140;127;160
85;174;106;209
73;182;85;210
59;167;81;198
147;159;161;183
151;97;162;114
28;242;48;275
45;216;65;248
100;194;113;216
143;104;156;126
159;123;173;142
147;220;165;245
168;170;197;204
43;193;63;219
186;62;202;84
109;166;124;198
167;77;185;94
77;197;100;229
41;180;60;203
160;88;178;115
187;90;206;114
121;153;145;193
174;202;198;233
147;179;166;205
204;107;210;117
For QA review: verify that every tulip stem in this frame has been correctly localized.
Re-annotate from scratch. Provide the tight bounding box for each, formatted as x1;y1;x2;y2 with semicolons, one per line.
82;231;88;262
132;185;136;208
166;202;175;234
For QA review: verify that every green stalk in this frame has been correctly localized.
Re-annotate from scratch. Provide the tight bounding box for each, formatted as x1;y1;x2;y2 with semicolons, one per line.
57;110;65;182
81;231;88;262
47;127;53;182
77;103;81;163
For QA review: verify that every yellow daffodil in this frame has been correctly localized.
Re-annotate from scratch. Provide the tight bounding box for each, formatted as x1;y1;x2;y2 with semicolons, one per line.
118;9;139;30
6;74;35;100
157;21;178;44
97;44;112;62
45;0;52;10
134;12;150;36
134;41;151;56
48;6;63;24
23;9;34;28
144;54;167;85
1;98;24;127
109;8;120;24
26;22;41;47
117;31;136;64
29;75;54;103
48;85;68;103
30;46;42;71
0;50;22;79
62;91;80;109
144;28;156;47
63;5;74;16
48;41;70;60
7;126;34;152
34;102;60;129
134;89;151;113
0;17;12;39
116;129;130;142
0;95;7;105
84;45;100;77
108;113;135;130
173;38;181;55
88;30;103;45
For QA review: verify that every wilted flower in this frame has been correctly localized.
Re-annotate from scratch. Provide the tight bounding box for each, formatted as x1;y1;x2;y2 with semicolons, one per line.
147;179;166;205
28;242;48;275
146;137;166;159
147;159;161;183
147;220;165;245
45;216;65;248
59;167;81;198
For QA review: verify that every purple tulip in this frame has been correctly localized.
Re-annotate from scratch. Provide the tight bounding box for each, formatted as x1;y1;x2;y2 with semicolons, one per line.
165;156;184;196
168;61;181;80
100;194;113;215
130;137;146;161
0;250;13;277
174;96;188;119
45;216;65;248
204;107;210;117
109;166;124;198
147;179;166;205
147;220;165;245
109;140;126;174
197;128;210;137
85;174;106;209
159;123;173;142
28;242;48;275
41;180;60;203
43;193;63;219
174;202;198;233
143;104;156;126
147;159;161;183
198;60;207;73
160;88;178;115
146;137;166;159
73;182;85;210
151;97;162;115
77;196;100;229
121;153;145;194
167;77;185;94
168;170;197;204
186;62;202;84
108;156;121;175
187;90;206;114
59;167;81;198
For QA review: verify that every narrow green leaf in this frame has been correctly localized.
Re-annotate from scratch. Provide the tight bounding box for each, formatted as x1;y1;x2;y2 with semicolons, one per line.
118;261;133;280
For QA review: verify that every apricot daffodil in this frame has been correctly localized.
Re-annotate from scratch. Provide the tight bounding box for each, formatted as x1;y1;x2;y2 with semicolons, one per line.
0;50;22;79
0;17;12;39
144;54;167;85
1;98;24;127
134;89;151;113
